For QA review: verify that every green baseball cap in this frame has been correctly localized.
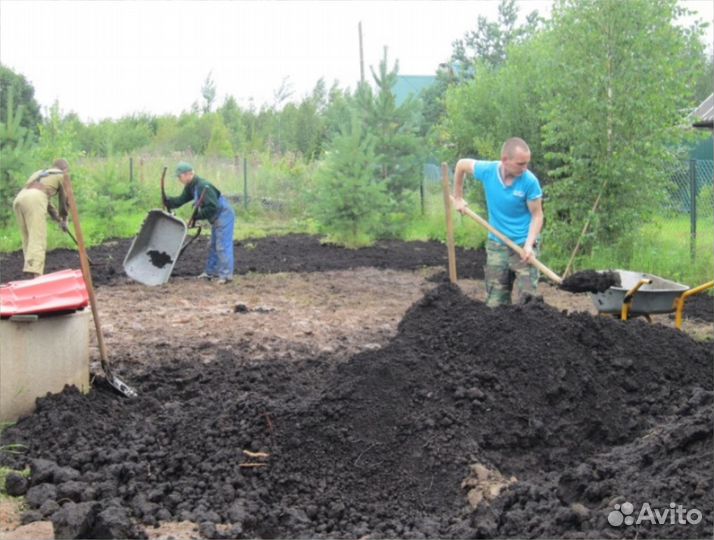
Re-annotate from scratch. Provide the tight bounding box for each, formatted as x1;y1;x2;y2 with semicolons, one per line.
175;162;193;176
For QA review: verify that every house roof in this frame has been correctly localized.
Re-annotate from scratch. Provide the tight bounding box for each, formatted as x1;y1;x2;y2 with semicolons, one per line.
691;93;713;129
392;75;436;105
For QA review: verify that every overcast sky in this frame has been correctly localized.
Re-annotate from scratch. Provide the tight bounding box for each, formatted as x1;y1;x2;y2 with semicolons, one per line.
1;0;712;122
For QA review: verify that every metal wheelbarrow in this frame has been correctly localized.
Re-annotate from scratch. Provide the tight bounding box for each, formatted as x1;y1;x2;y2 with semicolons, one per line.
123;210;197;286
124;173;207;286
591;270;690;321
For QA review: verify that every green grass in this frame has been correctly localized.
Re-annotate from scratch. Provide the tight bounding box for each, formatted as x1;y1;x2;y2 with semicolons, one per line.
569;215;713;287
402;208;487;249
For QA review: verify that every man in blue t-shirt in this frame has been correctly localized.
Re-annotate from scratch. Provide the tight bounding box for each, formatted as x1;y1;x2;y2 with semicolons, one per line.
452;137;544;307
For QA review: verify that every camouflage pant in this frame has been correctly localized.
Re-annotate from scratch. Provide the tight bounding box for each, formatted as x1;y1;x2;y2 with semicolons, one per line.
484;239;540;307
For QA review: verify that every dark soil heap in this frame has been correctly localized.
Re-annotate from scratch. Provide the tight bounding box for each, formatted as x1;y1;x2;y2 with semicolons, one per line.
1;285;711;539
560;270;621;293
0;234;487;285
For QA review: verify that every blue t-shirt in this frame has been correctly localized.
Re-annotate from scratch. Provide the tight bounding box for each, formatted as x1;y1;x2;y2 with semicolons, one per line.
473;160;543;245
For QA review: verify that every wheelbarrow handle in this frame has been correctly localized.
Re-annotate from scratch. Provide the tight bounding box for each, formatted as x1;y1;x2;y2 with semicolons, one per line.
450;196;563;285
177;187;208;259
187;187;208;229
178;225;202;258
160;166;169;211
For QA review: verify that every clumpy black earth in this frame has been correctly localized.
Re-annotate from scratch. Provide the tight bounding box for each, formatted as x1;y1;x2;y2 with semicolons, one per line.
146;250;173;269
1;284;711;539
0;234;486;285
560;270;621;294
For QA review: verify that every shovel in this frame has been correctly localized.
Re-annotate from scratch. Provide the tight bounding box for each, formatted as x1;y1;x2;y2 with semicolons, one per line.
50;214;96;265
64;227;95;266
450;197;620;293
161;166;204;259
177;186;207;259
450;196;563;285
62;172;137;398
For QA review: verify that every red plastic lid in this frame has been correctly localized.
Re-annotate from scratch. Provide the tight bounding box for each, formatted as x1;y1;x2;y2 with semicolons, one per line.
0;269;89;317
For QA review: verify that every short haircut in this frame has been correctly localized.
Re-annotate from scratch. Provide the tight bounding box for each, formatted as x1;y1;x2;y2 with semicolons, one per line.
501;138;530;158
53;158;69;171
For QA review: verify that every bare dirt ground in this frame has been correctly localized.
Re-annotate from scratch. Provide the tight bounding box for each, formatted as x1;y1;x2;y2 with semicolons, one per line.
96;268;440;370
0;235;711;539
94;271;711;376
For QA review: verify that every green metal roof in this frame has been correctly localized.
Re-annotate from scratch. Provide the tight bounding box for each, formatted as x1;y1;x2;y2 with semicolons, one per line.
392;75;436;105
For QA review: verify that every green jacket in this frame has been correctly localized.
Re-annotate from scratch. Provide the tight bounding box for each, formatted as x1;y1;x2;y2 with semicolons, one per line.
165;175;222;222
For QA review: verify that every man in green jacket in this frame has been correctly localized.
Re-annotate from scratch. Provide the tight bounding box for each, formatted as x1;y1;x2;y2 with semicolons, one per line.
164;162;236;283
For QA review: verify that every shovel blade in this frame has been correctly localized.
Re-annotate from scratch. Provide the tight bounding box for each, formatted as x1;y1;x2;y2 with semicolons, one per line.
106;372;138;398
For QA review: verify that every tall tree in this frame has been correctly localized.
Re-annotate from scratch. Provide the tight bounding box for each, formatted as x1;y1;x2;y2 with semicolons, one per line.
0;64;42;136
201;71;217;114
309;111;387;246
206;113;235;158
218;96;248;152
422;0;543;154
358;48;424;211
34;101;81;164
272;76;294;109
0;89;33;224
450;0;542;74
540;0;704;264
441;33;550;167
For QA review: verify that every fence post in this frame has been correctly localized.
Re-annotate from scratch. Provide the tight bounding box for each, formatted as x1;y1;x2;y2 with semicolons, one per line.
420;175;425;215
234;154;240;201
129;157;134;197
441;163;457;283
689;159;697;263
243;157;248;210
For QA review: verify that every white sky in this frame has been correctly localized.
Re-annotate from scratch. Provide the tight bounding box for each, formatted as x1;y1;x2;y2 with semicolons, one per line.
0;0;712;122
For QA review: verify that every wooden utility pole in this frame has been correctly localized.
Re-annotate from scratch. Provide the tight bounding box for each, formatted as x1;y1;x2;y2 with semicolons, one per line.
358;21;365;84
441;163;457;284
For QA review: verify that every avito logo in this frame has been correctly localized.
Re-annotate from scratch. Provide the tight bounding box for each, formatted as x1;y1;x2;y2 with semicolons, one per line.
608;501;702;527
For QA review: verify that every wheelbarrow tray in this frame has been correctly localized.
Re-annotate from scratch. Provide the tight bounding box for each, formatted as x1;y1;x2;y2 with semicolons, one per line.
591;270;689;315
123;210;187;286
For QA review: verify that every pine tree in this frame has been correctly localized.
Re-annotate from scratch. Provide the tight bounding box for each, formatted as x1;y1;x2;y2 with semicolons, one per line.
359;48;424;210
206;113;235;158
310;111;388;246
0;89;32;224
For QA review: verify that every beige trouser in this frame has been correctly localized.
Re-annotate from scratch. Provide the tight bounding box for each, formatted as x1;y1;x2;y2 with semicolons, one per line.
13;188;49;275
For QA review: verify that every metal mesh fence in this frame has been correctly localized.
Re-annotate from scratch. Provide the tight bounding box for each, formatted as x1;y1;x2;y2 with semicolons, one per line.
667;160;714;267
117;153;312;217
119;156;713;230
666;160;713;219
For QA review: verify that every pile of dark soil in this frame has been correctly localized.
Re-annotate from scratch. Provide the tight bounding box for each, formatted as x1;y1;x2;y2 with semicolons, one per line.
560;270;620;293
1;285;711;539
0;234;486;285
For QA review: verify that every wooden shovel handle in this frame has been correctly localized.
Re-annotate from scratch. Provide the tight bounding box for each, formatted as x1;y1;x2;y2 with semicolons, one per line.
450;196;563;285
62;173;112;374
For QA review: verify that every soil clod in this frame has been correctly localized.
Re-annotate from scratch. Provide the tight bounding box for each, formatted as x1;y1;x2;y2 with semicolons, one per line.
146;250;173;268
560;269;621;293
